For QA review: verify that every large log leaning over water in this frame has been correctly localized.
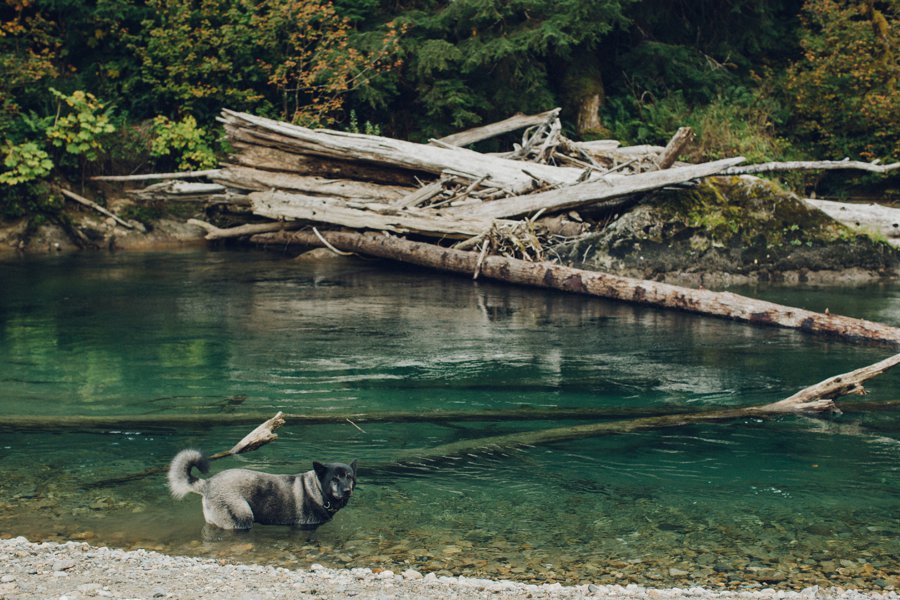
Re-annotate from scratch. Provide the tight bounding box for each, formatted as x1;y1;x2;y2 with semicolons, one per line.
252;229;900;345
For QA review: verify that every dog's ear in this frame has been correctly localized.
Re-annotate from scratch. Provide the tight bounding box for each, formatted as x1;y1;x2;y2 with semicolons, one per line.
350;460;358;477
313;461;328;479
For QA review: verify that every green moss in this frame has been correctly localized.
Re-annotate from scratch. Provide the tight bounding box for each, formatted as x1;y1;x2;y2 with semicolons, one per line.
656;177;855;250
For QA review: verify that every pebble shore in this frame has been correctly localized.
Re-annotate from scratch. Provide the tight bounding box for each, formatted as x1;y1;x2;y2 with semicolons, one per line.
0;538;896;600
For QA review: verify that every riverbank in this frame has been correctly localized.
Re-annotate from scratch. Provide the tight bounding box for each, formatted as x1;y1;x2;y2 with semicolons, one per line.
0;538;895;600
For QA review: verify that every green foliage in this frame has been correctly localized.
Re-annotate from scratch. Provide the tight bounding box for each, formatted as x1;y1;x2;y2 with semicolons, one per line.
604;87;793;164
0;142;54;186
346;110;382;136
45;89;116;161
787;0;899;161
150;115;218;171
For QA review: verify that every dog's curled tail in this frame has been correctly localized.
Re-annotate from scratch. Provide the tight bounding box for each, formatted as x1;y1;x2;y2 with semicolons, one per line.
167;449;210;499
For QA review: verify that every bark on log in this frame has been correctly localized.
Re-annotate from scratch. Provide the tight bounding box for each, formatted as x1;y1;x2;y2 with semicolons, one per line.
723;160;899;175
434;109;561;147
251;229;900;345
443;157;745;219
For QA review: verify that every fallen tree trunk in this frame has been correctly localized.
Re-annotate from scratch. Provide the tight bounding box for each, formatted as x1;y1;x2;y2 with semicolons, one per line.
213;165;410;201
221;109;584;194
388;353;900;466
723;160;899;175
434;108;561;147
60;188;134;229
655;127;693;170
6;401;899;432
187;218;303;240
443;157;744;219
91;170;222;182
251;229;900;345
805;198;900;247
251;191;504;238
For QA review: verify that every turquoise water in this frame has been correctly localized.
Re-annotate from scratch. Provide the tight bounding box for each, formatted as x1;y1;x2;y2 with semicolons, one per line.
0;249;898;589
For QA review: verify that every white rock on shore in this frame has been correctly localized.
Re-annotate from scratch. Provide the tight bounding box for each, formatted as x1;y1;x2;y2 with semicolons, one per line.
0;537;896;600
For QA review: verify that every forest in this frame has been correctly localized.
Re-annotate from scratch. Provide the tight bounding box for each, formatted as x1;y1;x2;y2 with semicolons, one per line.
0;0;897;221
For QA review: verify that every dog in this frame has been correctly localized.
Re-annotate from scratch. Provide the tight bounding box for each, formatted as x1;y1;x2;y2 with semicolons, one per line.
167;449;357;530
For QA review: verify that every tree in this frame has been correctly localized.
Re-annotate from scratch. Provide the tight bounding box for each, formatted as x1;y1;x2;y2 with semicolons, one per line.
787;0;899;161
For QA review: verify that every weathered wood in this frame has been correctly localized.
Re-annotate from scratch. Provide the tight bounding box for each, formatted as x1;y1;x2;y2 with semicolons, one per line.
724;160;900;175
805;198;900;247
655;127;694;170
230;142;426;186
251;229;900;345
187;218;303;241
85;412;286;488
4;401;900;433
443;157;745;219
60;188;134;229
434;108;561;147
221;109;584;194
91;170;222;182
251;190;502;238
213;165;410;201
756;353;900;413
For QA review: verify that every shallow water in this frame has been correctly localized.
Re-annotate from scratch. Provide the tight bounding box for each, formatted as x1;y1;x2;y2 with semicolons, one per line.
0;250;898;589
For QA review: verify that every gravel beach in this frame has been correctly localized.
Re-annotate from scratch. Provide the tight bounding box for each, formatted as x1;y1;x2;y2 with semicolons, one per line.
0;537;896;600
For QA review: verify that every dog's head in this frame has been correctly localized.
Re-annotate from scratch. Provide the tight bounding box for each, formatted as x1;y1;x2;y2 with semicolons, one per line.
313;460;358;512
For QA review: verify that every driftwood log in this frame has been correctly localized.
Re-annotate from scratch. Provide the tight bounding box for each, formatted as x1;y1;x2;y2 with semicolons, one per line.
251;229;900;345
806;198;900;247
724;159;899;176
85;412;286;488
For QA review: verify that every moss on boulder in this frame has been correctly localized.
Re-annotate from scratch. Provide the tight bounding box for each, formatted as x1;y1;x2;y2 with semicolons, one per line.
557;177;900;285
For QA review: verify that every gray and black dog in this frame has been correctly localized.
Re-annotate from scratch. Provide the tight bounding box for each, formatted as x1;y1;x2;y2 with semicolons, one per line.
167;449;357;530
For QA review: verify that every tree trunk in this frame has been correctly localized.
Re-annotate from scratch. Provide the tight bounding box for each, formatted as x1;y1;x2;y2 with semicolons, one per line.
251;229;900;345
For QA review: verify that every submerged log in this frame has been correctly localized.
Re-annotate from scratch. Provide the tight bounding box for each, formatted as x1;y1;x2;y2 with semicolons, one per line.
85;412;286;488
251;229;900;345
389;353;900;465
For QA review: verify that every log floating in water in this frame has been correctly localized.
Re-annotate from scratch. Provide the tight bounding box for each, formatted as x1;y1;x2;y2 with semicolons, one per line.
251;229;900;345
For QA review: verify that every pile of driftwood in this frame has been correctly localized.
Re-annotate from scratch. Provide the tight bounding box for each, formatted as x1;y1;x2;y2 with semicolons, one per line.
92;108;900;350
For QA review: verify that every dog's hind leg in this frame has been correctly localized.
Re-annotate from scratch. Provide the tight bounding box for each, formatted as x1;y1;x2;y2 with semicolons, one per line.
202;497;254;530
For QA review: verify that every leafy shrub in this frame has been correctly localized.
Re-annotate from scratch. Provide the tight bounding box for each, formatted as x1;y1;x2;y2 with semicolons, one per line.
45;89;116;161
150;115;218;171
0;142;54;186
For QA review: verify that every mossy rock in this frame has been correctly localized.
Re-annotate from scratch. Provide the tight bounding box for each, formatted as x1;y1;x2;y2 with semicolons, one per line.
556;177;900;285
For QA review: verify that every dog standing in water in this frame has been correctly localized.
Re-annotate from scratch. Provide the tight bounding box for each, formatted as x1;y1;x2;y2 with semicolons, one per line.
168;449;357;530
